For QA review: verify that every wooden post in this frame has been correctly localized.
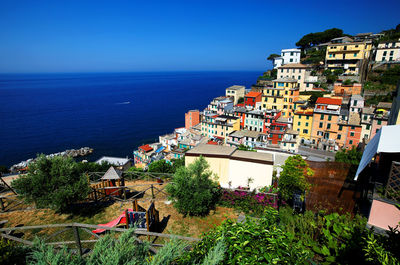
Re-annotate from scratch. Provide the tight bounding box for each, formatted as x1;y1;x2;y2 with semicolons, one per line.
125;210;129;229
0;198;4;212
146;211;150;240
72;226;83;257
151;185;154;200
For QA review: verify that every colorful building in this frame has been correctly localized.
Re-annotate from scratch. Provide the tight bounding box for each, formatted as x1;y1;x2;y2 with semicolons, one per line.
375;39;400;62
334;82;362;96
244;91;262;108
293;109;313;141
133;144;154;167
370;102;392;139
311;97;343;151
225;85;246;105
200;113;240;144
361;107;375;141
277;63;313;91
325;41;373;75
185;109;200;129
262;78;299;118
244;110;265;132
339;112;362;149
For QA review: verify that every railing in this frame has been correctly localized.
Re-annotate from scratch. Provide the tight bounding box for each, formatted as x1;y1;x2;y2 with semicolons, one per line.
0;223;200;256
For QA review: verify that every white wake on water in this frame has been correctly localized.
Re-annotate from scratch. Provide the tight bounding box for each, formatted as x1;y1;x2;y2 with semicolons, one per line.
115;101;131;105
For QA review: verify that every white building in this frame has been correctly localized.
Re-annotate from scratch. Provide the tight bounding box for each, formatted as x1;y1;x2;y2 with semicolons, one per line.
375;39;400;62
273;48;301;69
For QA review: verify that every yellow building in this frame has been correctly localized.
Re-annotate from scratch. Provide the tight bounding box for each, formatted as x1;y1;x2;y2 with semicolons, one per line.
293;109;314;140
201;113;240;143
325;41;373;75
262;78;299;118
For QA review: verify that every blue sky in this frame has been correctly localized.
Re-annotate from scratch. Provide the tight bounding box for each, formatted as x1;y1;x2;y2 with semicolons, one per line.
0;0;399;73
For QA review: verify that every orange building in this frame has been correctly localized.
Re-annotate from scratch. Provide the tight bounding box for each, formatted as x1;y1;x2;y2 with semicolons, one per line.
337;113;362;149
311;97;343;151
244;91;262;108
334;82;362;96
185;110;200;129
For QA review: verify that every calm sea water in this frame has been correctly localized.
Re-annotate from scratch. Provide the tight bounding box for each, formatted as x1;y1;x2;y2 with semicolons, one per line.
0;71;260;167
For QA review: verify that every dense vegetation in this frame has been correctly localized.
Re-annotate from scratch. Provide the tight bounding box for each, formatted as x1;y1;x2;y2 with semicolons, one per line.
12;155;90;212
166;156;220;216
278;155;312;201
296;28;344;49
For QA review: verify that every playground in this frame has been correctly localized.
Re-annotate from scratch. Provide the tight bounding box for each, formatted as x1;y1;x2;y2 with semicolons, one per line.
0;177;239;241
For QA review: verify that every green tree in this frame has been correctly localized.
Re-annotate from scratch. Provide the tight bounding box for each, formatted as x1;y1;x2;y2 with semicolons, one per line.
267;53;280;61
334;147;362;165
166;156;220;216
296;28;344;49
171;157;185;173
12;155;90;212
148;159;173;173
0;165;9;174
278;155;312;201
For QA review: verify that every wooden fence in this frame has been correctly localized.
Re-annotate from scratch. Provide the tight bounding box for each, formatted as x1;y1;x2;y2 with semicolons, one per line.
0;222;200;256
306;161;359;214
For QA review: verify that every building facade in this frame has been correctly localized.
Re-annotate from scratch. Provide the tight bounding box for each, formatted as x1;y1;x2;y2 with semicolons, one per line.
185;110;200;129
375;39;400;62
225;85;246;105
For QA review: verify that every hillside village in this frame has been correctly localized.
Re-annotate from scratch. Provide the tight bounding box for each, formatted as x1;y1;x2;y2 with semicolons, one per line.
133;28;400;168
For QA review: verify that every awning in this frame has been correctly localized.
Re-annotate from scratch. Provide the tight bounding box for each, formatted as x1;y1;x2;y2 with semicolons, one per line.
355;125;400;180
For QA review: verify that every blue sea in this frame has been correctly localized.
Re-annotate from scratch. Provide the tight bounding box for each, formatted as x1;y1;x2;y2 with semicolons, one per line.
0;71;261;167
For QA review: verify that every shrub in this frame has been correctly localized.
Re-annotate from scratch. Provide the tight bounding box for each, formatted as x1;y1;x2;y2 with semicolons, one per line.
180;207;312;264
148;160;174;173
166;156;220;216
278;155;312;201
335;146;362;165
0;238;30;265
12;154;90;212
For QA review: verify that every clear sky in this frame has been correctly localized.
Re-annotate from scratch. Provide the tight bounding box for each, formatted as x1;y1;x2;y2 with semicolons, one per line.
0;0;399;73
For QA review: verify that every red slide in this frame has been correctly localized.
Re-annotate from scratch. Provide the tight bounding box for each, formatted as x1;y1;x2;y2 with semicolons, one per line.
92;208;133;234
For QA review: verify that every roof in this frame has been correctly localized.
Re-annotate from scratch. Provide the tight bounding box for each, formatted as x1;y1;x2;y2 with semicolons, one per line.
245;91;262;98
273;78;298;83
312;87;326;91
96;156;130;166
355;125;400;180
226;85;245;91
351;95;364;101
316;97;342;106
230;150;274;163
362;107;375;115
278;63;309;69
230;130;261;138
377;102;392;109
101;166;122;180
281;48;301;52
207;140;219;145
139;144;153;152
348;112;361;125
186;144;237;156
285;129;299;135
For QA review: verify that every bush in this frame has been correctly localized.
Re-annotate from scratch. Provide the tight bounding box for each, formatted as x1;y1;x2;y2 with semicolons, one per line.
220;186;278;216
166;156;220;216
148;160;173;173
12;155;90;212
0;165;9;174
278;155;312;201
180;207;313;264
0;238;30;265
335;146;362;165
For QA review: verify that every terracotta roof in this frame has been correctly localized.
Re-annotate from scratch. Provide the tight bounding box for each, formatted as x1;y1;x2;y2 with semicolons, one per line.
278;63;309;69
245;91;262;98
316;97;342;105
377;102;392;109
139;144;153;152
207;140;219;145
312;87;326;91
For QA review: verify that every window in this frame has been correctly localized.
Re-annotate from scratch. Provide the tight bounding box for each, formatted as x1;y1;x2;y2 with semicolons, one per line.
337;134;341;140
363;115;367;120
383;51;387;56
377;120;382;125
290;58;293;62
305;122;309;126
339;125;343;131
351;126;355;129
390;51;394;56
284;143;286;146
376;128;380;133
290;52;294;56
327;123;331;129
298;122;301;126
303;129;308;133
291;143;294;147
328;115;332;121
349;140;353;145
306;83;309;87
278;135;282;139
320;114;324;120
366;124;371;130
306;116;309;120
319;122;323;128
329;54;333;58
354;53;358;57
281;69;283;73
287;69;289;73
